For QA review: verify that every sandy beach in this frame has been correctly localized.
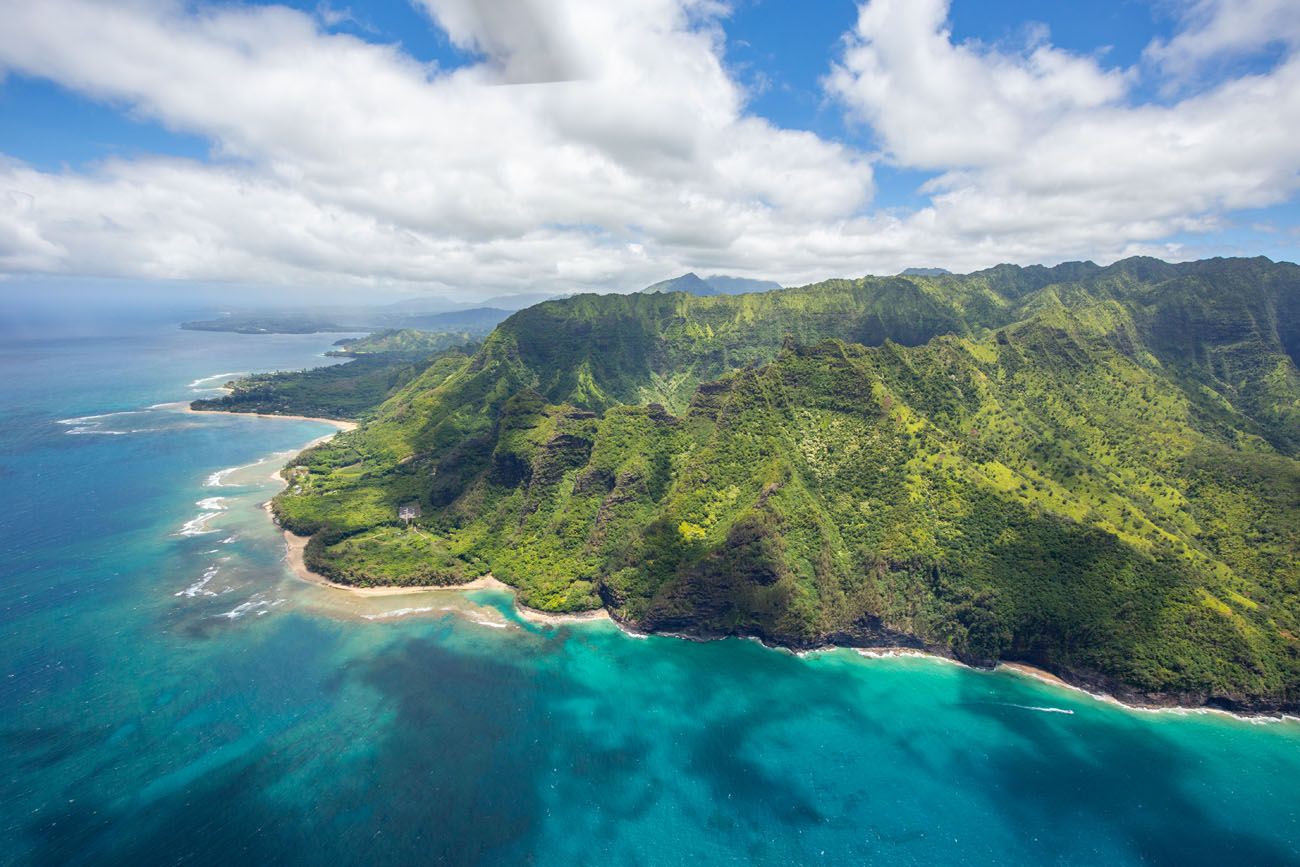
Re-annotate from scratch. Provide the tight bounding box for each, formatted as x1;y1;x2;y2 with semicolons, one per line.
278;519;611;622
514;601;613;625
279;525;507;597
182;404;359;432
996;661;1072;688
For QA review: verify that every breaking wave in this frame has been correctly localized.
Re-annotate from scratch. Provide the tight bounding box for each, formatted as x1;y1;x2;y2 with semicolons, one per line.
178;512;222;536
218;595;287;620
57;410;160;436
176;565;221;598
361;606;452;621
187;372;245;389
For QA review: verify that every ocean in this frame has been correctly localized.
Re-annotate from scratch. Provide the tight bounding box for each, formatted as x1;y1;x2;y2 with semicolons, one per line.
2;309;1298;866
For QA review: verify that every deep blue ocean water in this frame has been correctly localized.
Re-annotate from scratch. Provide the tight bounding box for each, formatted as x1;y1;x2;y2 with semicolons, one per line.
2;308;1299;866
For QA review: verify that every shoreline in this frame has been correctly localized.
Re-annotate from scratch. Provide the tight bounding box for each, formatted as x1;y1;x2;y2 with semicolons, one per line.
222;408;1292;723
181;404;359;432
281;525;610;624
838;650;1297;724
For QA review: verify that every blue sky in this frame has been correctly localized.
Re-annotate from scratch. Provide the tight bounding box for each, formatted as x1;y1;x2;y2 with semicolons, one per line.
731;1;1161;136
0;0;1296;298
1;2;1176;183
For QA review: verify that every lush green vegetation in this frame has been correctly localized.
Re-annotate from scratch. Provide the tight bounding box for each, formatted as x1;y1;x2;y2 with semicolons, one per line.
192;343;473;420
328;329;474;358
272;256;1300;710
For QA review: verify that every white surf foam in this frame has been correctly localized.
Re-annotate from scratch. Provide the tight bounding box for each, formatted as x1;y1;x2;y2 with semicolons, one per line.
195;497;227;511
218;595;287;620
855;648;954;663
178;512;221;536
58;410;160;436
361;606;446;621
1008;704;1074;715
469;617;509;629
203;467;239;488
176;565;221;598
187;372;245;389
57;411;148;426
203;456;270;488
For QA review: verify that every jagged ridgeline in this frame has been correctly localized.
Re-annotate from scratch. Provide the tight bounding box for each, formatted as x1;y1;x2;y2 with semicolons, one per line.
274;257;1300;710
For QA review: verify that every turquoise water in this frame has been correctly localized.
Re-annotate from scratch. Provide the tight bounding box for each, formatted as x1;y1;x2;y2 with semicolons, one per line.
2;311;1299;866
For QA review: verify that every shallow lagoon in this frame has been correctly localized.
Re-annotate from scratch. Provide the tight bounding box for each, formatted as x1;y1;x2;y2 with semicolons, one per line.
2;318;1298;866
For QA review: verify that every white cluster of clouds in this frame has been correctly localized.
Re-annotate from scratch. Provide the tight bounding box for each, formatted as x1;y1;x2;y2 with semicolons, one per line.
0;0;1296;298
827;0;1300;271
1146;0;1300;79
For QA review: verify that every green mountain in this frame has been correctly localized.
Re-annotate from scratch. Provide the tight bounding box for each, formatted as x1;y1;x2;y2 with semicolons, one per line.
272;256;1300;711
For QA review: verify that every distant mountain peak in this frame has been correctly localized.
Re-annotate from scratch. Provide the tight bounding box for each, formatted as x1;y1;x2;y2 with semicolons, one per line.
642;273;781;296
643;273;713;295
899;267;952;277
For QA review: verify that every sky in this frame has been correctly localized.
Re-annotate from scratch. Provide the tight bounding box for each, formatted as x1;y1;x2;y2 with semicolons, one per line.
0;0;1298;303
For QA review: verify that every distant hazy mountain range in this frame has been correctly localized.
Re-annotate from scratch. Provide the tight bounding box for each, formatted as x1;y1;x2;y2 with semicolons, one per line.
179;275;785;334
641;273;783;296
180;305;514;336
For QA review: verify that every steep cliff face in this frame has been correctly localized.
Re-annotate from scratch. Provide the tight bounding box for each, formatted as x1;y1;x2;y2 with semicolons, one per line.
273;256;1300;711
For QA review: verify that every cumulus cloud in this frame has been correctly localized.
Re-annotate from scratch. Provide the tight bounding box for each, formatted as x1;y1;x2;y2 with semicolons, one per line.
0;0;879;295
1147;0;1300;79
827;0;1129;169
414;0;588;84
827;0;1300;267
0;0;1295;297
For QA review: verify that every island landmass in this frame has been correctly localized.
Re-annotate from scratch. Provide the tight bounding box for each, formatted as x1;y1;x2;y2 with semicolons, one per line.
198;256;1300;714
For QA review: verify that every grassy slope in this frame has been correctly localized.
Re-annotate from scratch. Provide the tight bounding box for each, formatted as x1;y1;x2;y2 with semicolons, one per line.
273;257;1300;709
